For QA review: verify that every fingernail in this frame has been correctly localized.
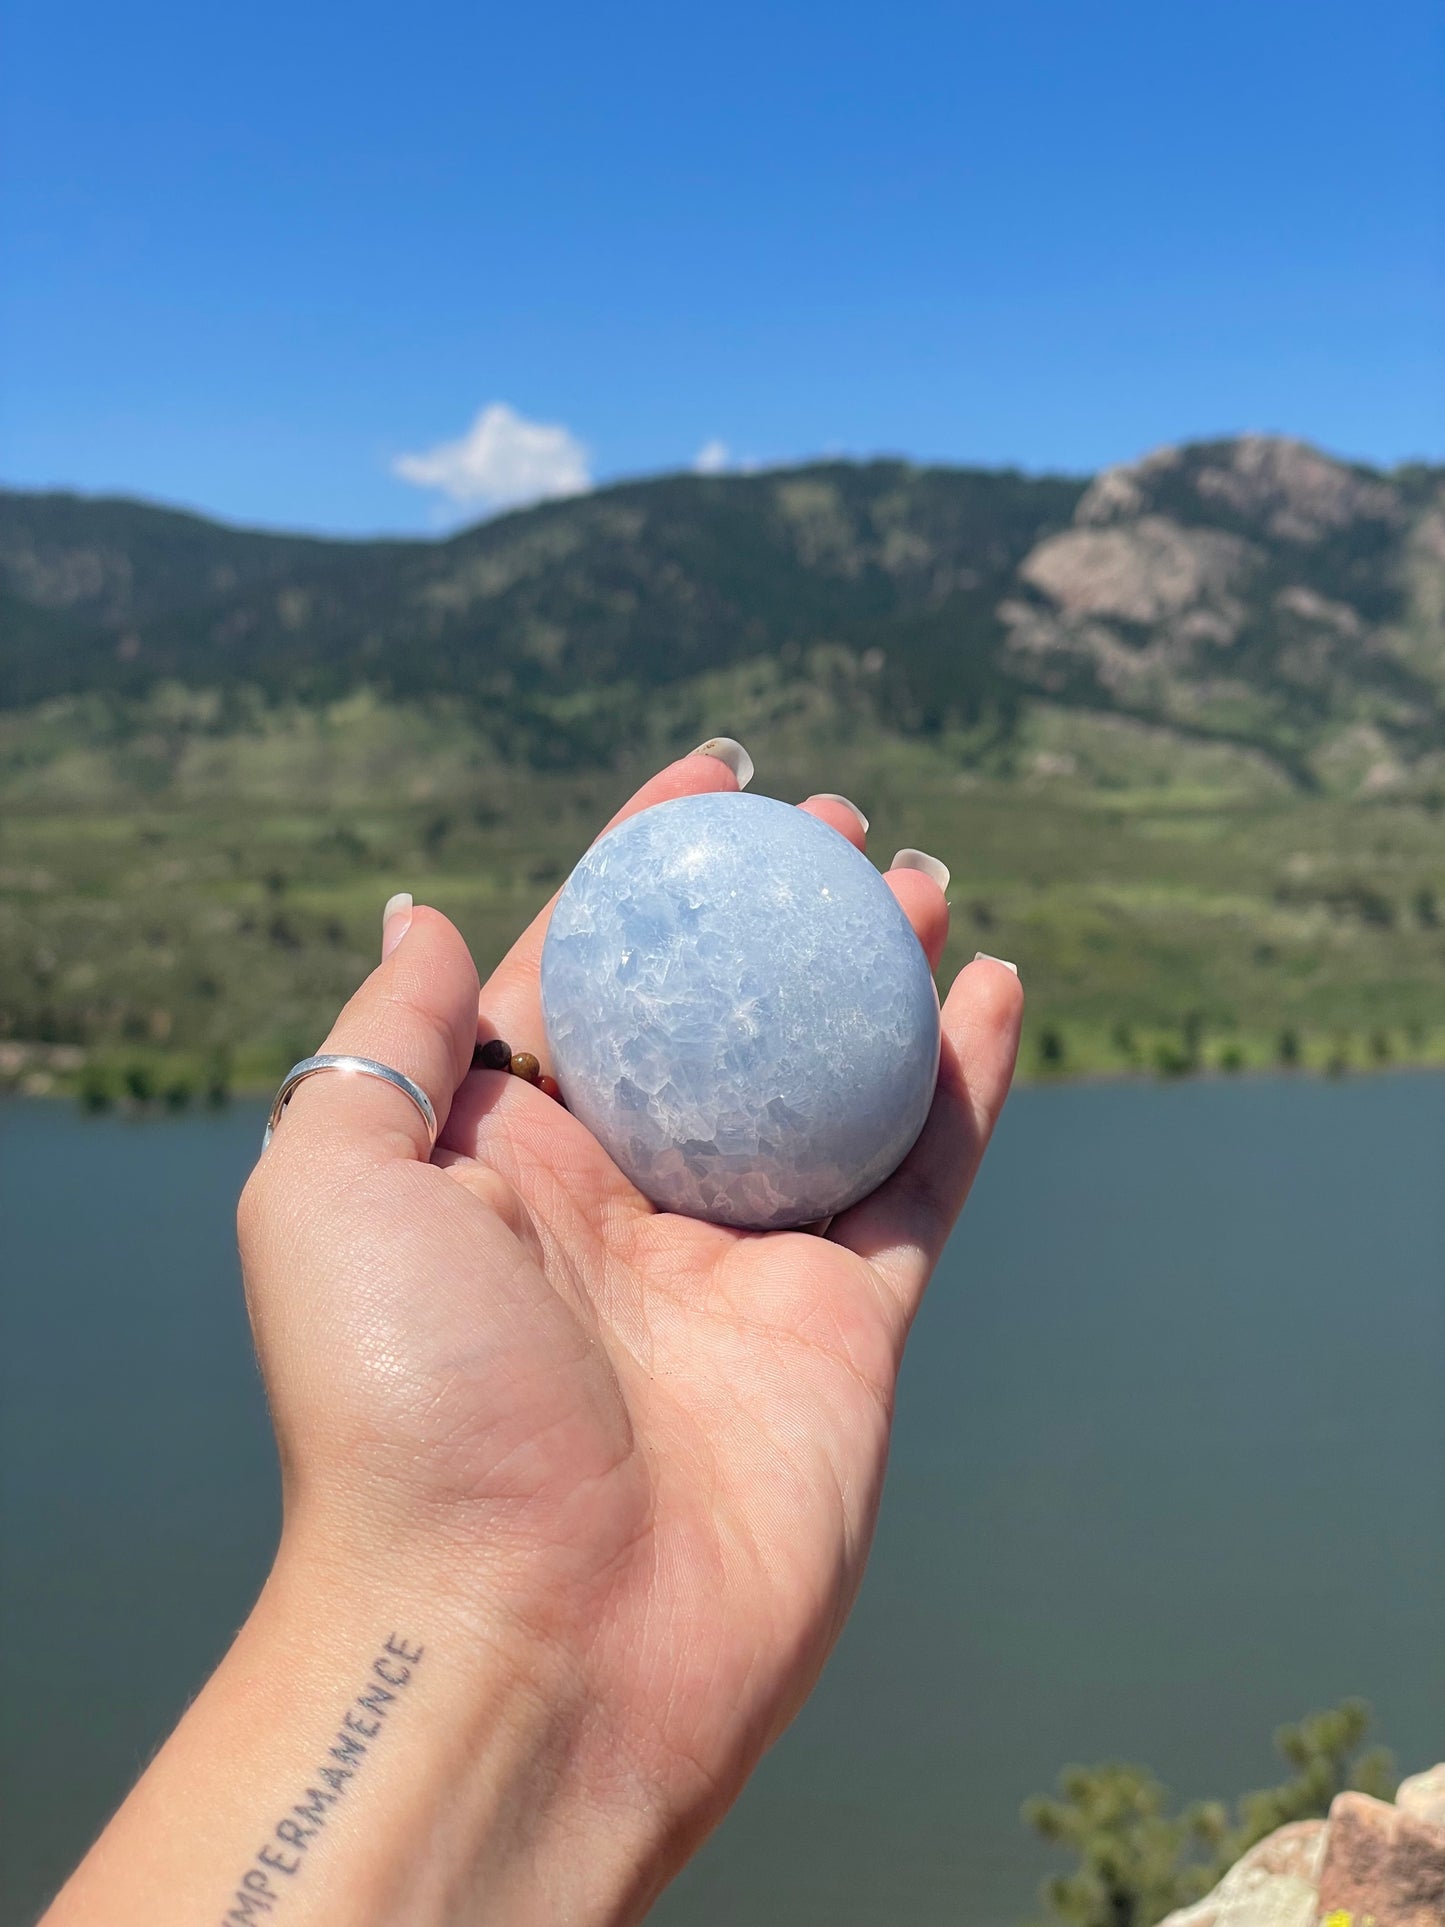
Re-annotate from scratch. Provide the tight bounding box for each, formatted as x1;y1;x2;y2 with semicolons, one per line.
974;951;1019;976
814;793;870;833
690;737;754;790
382;891;413;959
890;848;950;894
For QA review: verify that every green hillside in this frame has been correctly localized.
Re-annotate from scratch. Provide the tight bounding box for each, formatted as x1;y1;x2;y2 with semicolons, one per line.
4;435;1444;777
0;462;1084;766
3;435;1445;1100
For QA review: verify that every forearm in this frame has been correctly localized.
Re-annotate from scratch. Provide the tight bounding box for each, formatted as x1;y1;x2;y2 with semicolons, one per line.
41;1536;664;1927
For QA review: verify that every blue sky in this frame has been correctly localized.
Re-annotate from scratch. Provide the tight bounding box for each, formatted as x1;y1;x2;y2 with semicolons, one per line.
2;0;1441;534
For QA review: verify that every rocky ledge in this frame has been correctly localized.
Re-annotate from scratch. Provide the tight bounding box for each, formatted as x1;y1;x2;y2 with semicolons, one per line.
1161;1765;1445;1927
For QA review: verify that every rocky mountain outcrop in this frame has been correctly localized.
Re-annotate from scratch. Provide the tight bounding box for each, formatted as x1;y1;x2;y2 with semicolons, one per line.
1159;1764;1445;1927
999;437;1445;786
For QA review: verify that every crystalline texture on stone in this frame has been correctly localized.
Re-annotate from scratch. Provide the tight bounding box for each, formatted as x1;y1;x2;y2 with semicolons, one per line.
540;791;941;1229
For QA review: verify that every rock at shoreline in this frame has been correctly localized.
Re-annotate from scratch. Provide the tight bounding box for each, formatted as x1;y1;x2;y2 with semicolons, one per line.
1316;1790;1445;1927
1157;1820;1324;1927
1397;1762;1445;1831
1158;1767;1445;1927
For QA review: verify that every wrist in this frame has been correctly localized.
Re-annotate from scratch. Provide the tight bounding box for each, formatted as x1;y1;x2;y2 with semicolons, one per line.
243;1532;670;1927
45;1527;673;1927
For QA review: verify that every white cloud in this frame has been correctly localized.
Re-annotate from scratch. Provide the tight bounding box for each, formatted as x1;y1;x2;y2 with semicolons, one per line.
693;438;731;474
393;402;591;511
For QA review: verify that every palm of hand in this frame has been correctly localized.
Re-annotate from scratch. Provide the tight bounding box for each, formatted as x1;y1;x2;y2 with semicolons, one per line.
241;754;1020;1850
264;1070;903;1820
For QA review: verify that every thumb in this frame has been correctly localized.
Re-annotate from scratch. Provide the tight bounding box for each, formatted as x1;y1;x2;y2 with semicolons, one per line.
259;899;480;1176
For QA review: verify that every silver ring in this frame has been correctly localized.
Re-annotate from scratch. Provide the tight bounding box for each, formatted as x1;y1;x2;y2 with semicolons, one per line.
262;1053;439;1152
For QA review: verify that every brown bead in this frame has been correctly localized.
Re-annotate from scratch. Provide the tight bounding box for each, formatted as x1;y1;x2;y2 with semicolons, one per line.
537;1074;563;1102
475;1037;511;1071
509;1051;541;1084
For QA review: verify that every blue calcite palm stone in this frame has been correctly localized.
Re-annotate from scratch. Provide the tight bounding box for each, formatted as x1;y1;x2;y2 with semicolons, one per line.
540;791;940;1229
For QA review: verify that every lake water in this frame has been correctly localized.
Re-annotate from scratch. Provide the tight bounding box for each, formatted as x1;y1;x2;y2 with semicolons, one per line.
2;1077;1443;1926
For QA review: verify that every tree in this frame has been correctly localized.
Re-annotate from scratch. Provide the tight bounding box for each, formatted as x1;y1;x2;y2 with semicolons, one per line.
1023;1763;1226;1927
1229;1700;1395;1857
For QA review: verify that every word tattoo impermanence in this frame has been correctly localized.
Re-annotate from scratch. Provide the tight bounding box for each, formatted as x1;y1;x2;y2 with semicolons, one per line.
219;1634;424;1924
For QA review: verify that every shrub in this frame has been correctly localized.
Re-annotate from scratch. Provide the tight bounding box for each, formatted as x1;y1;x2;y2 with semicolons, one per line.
202;1050;232;1107
122;1061;156;1103
77;1063;114;1112
1037;1025;1067;1072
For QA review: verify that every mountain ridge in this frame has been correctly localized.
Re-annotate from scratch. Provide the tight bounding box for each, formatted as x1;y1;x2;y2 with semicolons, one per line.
3;436;1443;789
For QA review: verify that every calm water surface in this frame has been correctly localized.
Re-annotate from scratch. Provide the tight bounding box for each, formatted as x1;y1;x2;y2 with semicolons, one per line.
3;1077;1443;1926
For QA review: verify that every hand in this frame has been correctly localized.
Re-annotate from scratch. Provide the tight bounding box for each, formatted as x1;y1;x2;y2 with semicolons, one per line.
44;746;1022;1927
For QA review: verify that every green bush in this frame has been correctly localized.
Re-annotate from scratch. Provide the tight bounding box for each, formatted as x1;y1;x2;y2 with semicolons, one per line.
1037;1025;1067;1072
121;1061;156;1103
202;1049;232;1107
77;1063;114;1112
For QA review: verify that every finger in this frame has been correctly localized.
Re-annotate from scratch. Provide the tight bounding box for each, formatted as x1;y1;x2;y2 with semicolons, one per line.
598;736;754;840
260;902;480;1173
477;738;754;1071
827;954;1022;1323
884;863;950;972
797;792;868;851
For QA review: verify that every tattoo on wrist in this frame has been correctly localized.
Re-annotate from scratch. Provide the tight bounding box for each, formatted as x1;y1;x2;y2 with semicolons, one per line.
219;1634;424;1924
